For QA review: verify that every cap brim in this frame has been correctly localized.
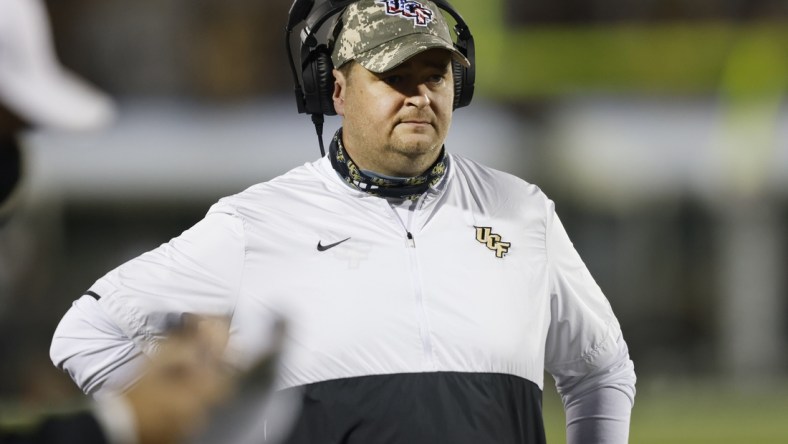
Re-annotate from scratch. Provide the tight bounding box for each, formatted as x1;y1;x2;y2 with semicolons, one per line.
354;33;470;74
0;67;115;131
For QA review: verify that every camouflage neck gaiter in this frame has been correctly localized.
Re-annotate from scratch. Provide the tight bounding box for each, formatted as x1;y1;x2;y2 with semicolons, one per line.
328;128;448;201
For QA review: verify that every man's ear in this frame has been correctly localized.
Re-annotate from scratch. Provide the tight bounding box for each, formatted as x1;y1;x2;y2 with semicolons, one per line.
332;68;346;116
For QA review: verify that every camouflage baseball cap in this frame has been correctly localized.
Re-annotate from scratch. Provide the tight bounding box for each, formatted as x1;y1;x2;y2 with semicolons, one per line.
331;0;470;73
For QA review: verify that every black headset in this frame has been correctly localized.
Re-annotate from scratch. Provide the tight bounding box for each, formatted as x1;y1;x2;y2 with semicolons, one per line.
285;0;476;154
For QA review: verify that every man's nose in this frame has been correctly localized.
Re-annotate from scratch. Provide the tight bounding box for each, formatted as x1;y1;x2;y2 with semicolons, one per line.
404;84;431;108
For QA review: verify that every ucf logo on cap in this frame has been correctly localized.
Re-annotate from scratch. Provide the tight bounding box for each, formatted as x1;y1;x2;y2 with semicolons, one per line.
331;0;470;74
377;0;435;26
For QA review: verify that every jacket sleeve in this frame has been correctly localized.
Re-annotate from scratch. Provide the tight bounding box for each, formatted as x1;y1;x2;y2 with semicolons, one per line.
50;204;247;396
543;202;636;443
560;335;636;443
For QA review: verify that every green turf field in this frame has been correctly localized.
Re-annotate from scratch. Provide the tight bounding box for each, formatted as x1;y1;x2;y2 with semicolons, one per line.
542;379;788;443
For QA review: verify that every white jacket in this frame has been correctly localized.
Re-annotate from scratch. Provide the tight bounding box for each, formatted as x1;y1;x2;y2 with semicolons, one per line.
51;153;635;443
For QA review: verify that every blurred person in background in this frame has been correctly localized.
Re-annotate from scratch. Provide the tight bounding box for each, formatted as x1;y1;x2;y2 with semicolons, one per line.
1;1;274;443
50;0;636;443
0;0;115;399
0;0;114;220
0;0;115;398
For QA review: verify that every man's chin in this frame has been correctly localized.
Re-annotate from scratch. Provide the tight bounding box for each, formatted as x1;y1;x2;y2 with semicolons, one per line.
393;128;442;148
392;136;441;154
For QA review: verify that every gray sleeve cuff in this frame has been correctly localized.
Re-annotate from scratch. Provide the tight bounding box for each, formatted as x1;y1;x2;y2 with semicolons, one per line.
91;395;139;444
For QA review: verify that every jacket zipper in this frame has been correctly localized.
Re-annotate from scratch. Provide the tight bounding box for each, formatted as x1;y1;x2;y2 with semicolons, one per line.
382;195;435;370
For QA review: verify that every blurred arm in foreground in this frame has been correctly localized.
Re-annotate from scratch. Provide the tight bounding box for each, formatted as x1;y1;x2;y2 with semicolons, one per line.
3;316;285;444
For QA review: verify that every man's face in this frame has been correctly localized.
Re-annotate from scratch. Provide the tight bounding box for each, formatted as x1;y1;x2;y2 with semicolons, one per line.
332;49;454;177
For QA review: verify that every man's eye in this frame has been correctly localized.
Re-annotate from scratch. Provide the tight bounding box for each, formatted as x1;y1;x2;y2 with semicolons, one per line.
428;75;445;85
384;75;402;85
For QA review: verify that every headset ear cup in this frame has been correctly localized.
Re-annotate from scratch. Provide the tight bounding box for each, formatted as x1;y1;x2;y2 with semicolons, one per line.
313;50;337;116
302;45;337;116
452;57;475;109
452;60;464;110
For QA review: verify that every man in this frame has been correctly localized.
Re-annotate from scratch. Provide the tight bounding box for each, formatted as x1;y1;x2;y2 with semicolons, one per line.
51;1;636;443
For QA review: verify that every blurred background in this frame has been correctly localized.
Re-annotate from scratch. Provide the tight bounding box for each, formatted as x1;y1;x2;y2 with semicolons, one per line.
1;0;787;442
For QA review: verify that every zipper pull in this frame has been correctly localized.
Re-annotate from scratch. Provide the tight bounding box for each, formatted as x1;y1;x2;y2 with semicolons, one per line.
406;232;416;248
